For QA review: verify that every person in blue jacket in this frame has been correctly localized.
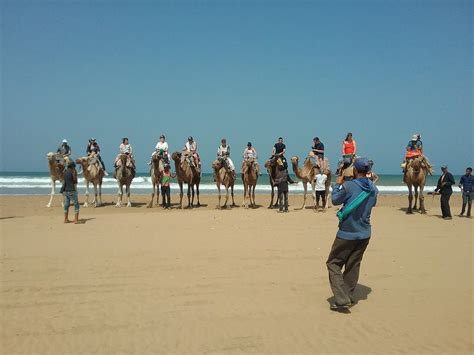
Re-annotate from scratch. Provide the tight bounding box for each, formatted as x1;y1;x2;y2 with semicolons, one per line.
459;167;473;218
326;157;378;311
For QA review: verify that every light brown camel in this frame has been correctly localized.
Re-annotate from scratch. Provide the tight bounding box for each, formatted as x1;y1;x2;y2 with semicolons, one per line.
291;156;316;209
264;156;279;208
114;154;135;207
212;158;236;209
291;156;332;210
46;152;65;208
147;154;164;208
75;152;105;207
171;151;201;209
404;157;427;214
241;158;258;208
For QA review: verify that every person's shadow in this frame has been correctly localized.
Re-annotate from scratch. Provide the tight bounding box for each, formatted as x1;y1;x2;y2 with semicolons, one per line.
326;284;372;313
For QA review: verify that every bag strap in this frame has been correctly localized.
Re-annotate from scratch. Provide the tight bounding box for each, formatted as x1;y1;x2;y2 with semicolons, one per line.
337;190;371;222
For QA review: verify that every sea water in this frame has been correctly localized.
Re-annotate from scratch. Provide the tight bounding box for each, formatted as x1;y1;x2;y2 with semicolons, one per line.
0;172;461;195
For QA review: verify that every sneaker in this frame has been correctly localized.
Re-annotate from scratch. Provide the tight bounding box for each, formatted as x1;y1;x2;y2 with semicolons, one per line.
443;216;452;220
330;303;351;311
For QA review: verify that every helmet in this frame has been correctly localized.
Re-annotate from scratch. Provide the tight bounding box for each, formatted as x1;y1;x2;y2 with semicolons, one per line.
188;136;193;141
411;134;418;141
62;139;68;144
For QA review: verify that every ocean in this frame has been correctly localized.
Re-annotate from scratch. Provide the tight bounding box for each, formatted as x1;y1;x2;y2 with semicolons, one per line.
0;172;462;196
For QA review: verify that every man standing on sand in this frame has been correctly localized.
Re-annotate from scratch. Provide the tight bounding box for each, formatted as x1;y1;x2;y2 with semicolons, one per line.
326;157;378;311
434;165;455;220
458;167;473;218
62;161;80;224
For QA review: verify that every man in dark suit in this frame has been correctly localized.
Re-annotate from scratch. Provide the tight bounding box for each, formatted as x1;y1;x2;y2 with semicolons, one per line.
434;165;455;220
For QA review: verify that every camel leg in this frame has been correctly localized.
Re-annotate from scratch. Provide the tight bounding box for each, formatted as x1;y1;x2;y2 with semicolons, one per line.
196;183;201;207
92;183;98;207
116;185;123;207
414;186;419;211
191;185;196;207
419;186;426;214
46;179;55;208
148;183;155;208
217;184;221;209
242;183;248;208
126;184;132;207
407;185;413;214
179;183;184;209
252;185;256;207
187;184;192;208
84;181;90;207
300;182;307;210
98;183;102;207
223;185;229;209
231;184;236;207
157;183;161;206
268;186;275;209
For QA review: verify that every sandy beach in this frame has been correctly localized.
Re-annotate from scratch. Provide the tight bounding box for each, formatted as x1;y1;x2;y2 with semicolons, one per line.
0;194;472;354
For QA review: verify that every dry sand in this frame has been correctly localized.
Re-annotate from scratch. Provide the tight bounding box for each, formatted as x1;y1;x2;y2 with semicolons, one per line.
0;193;472;354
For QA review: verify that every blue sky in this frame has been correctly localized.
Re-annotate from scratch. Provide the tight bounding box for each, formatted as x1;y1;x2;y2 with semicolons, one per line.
1;0;472;173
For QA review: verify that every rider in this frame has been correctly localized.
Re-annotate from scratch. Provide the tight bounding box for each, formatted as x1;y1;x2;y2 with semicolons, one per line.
115;137;135;171
150;134;170;165
338;132;357;174
184;136;200;169
57;139;72;166
311;137;325;169
242;142;260;175
402;134;423;174
217;138;236;177
86;138;108;175
272;137;296;184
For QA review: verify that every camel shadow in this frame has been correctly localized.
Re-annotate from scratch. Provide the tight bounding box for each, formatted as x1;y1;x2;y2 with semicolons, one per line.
398;207;427;215
326;284;372;313
0;216;24;220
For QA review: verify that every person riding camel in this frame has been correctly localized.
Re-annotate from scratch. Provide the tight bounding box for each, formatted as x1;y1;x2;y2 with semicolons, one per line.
86;138;108;175
271;137;296;184
57;139;72;166
402;133;432;180
184;136;200;169
310;137;325;169
241;142;260;176
337;132;357;174
150;134;170;166
115;137;135;172
216;138;236;177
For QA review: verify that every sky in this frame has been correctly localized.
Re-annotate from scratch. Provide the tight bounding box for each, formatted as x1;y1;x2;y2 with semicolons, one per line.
1;0;472;174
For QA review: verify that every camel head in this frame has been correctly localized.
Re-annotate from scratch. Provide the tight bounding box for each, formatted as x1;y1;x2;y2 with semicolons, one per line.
75;156;88;167
151;154;161;165
410;158;422;174
47;152;56;162
244;158;256;167
212;159;224;171
171;151;181;162
290;156;299;166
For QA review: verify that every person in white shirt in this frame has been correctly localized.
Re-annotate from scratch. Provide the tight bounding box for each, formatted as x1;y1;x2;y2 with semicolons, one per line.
315;169;328;211
150;134;170;164
116;137;135;169
184;136;200;168
217;138;235;176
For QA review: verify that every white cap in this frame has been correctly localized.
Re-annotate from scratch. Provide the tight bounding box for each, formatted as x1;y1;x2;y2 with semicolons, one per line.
62;139;68;143
411;135;418;141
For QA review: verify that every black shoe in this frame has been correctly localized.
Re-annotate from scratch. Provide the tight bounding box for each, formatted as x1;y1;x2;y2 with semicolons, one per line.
330;303;351;311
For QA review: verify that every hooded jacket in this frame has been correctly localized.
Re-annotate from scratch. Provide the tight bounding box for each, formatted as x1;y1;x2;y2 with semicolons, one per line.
331;178;378;240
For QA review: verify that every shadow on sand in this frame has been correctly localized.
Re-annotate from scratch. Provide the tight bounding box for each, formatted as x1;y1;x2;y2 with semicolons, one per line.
326;284;372;314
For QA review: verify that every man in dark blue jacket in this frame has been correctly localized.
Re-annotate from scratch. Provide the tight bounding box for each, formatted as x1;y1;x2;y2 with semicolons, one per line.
434;165;455;220
458;167;473;218
326;157;378;310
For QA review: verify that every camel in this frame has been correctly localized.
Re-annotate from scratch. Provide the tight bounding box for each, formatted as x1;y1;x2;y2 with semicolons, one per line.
46;152;65;207
147;154;164;208
404;157;427;214
264;156;279;208
291;156;332;210
212;158;236;209
75;152;105;207
114;154;135;207
171;151;201;209
241;158;258;208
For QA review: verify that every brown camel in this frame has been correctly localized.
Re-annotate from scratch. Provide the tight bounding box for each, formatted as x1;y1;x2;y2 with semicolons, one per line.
264;156;279;208
291;156;332;210
404;157;427;214
291;156;316;209
212;158;236;209
241;158;258;208
114;154;135;207
75;152;105;207
171;151;201;208
46;152;65;208
147;154;164;208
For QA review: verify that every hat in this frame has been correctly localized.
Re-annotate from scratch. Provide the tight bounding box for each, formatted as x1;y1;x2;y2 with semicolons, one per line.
188;136;193;141
89;137;96;142
62;139;68;143
441;165;448;170
411;134;418;141
67;161;76;168
313;137;319;141
247;142;252;147
354;157;370;172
